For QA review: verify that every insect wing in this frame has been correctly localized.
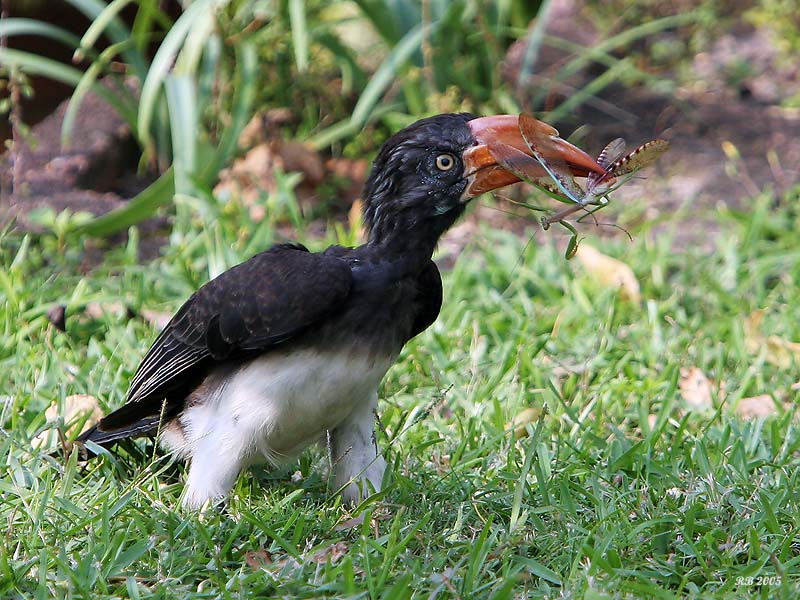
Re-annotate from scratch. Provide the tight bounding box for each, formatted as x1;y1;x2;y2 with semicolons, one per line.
595;138;627;171
486;141;544;183
518;114;587;205
609;139;670;177
486;143;577;205
586;138;627;201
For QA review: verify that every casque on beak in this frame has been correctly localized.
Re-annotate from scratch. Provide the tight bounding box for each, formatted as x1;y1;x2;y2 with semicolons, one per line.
462;114;605;198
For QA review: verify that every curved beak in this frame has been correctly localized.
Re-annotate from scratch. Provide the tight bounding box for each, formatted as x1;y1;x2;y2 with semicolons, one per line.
462;115;605;198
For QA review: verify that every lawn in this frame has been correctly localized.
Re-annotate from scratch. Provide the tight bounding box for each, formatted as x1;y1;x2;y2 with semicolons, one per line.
2;189;799;598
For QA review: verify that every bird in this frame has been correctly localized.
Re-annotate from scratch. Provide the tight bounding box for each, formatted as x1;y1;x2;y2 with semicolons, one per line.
77;113;604;509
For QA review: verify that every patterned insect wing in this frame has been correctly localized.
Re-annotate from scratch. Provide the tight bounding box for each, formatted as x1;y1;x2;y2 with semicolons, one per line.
596;138;627;171
609;139;670;177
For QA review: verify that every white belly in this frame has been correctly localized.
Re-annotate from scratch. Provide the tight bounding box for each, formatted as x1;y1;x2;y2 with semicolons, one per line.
161;349;393;464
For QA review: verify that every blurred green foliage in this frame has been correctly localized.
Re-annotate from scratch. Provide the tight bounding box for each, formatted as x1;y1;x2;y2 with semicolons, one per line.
1;0;697;236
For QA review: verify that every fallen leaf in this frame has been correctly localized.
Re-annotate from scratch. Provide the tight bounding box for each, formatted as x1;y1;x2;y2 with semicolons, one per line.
335;515;365;531
85;301;128;320
575;244;641;304
348;199;365;242
140;309;171;331
237;108;294;150
744;310;800;368
506;407;542;439
273;140;324;185
679;367;714;412
312;542;348;565
735;395;778;420
245;549;273;569
32;394;103;449
214;143;275;204
47;305;66;331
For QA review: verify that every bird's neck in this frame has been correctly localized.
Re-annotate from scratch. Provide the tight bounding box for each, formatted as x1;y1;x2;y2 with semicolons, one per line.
364;206;463;267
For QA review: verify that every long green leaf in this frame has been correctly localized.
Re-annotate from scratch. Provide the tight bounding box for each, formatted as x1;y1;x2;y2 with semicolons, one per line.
532;11;699;109
75;0;136;61
350;23;426;127
62;41;139;148
132;0;173;53
200;41;257;184
64;0;148;78
0;48;133;125
308;102;399;150
351;0;401;44
76;169;175;237
0;18;83;49
165;76;197;196
516;0;553;87
314;31;367;94
137;0;216;145
289;0;309;73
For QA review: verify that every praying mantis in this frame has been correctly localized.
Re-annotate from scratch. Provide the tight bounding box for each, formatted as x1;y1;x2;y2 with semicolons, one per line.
487;113;669;258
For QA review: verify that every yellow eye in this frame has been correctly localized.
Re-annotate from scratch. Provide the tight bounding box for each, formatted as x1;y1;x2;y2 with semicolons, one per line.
435;153;456;171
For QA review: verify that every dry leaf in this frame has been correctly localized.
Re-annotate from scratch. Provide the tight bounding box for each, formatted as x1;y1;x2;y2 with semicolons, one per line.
575;244;641;304
735;395;778;420
312;542;348;565
744;310;800;368
140;309;171;331
245;549;273;569
506;407;542;439
274;140;324;185
48;305;66;331
32;394;103;449
335;515;365;531
237;108;294;150
85;301;128;320
679;367;714;411
349;199;365;242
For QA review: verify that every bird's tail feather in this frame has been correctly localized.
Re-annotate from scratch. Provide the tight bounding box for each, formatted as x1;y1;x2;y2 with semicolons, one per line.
76;416;161;452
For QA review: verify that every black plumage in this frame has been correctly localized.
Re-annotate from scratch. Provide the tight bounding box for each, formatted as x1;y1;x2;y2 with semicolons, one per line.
76;112;602;507
80;114;472;448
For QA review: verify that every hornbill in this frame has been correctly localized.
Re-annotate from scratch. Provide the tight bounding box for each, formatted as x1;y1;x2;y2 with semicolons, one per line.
77;113;603;508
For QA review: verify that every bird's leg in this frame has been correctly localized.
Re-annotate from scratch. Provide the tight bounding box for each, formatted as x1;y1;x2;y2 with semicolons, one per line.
329;392;386;504
182;440;247;509
178;400;255;509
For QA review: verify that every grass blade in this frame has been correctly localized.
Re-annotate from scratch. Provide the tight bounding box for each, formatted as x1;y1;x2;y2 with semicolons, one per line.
137;0;216;147
350;22;426;127
0;18;83;49
0;48;133;125
62;41;139;148
515;0;554;89
76;169;175;237
200;40;257;184
165;76;198;195
75;0;136;61
289;0;309;73
65;0;148;78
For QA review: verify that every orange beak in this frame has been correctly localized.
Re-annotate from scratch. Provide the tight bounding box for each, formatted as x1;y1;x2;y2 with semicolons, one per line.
462;115;604;197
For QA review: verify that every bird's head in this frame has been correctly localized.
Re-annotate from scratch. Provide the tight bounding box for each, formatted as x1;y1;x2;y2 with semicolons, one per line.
361;113;602;249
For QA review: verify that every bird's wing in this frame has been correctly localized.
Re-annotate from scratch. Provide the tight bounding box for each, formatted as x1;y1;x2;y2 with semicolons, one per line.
97;243;353;431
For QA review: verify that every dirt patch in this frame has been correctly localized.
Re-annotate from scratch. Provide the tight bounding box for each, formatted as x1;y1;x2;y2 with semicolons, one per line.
502;3;800;238
0;82;162;238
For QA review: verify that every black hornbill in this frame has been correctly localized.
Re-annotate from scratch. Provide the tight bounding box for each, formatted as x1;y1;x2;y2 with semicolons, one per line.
78;113;603;508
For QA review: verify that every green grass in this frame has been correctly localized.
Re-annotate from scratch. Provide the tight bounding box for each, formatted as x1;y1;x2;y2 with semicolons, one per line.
2;189;800;598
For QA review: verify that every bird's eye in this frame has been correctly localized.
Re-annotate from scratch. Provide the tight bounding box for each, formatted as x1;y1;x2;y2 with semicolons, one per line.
435;153;456;171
